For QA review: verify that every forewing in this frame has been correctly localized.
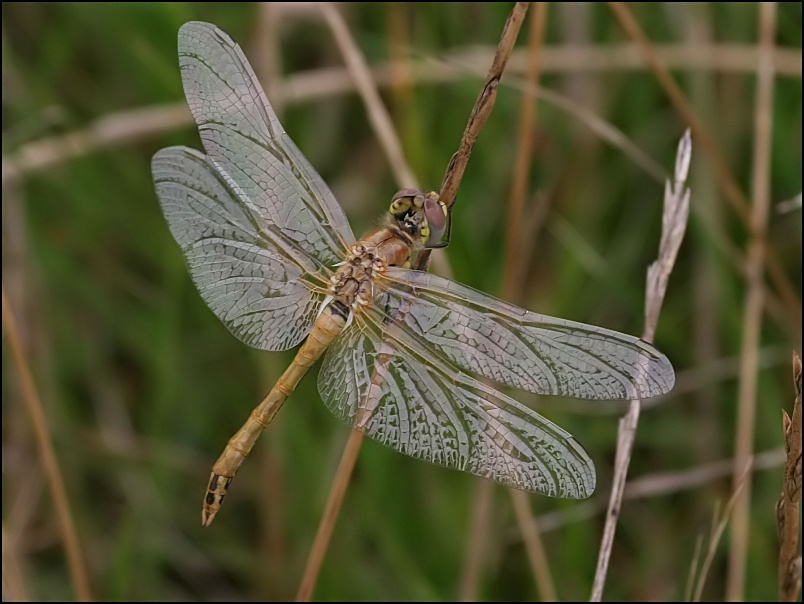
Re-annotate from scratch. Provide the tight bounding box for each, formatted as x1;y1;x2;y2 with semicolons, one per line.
153;146;322;351
378;269;675;400
318;321;595;498
177;21;355;268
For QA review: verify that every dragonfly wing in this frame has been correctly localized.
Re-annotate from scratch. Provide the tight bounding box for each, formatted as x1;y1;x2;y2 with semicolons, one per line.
176;21;355;269
378;269;675;400
153;146;322;351
318;320;595;498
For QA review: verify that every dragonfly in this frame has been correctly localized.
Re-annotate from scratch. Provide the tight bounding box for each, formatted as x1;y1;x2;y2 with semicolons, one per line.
152;21;675;527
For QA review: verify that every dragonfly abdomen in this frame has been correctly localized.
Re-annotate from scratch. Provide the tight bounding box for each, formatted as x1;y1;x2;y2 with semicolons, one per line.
201;306;348;526
202;230;414;526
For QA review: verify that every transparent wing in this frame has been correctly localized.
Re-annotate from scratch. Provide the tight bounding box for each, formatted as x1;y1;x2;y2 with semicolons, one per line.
376;269;675;400
153;146;323;351
318;321;595;498
177;21;355;269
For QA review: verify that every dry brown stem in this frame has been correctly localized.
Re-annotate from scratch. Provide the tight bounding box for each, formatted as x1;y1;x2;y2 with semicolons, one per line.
726;3;778;599
607;1;800;341
296;4;416;599
2;289;93;601
590;130;691;600
777;352;802;601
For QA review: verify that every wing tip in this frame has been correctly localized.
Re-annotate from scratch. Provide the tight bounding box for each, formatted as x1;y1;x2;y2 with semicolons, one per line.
178;21;235;53
649;347;676;397
634;338;676;398
562;436;596;499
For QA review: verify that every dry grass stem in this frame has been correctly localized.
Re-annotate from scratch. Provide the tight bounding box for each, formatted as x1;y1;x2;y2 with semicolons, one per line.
692;474;748;602
4;64;793;339
4;42;799;182
296;4;418;598
777;352;802;601
684;534;704;602
437;1;530;211
2;289;93;602
776;192;802;214
533;447;785;534
458;481;494;601
2;525;28;602
502;2;548;300
415;1;529;277
253;3;284;114
511;490;557;601
320;3;418;189
608;1;800;338
296;2;526;595
312;5;530;598
605;2;740;216
590;130;691;601
624;446;784;501
4;37;798;183
498;5;557;601
456;4;548;598
645;130;692;339
295;429;364;602
445;72;662;185
2;103;191;184
726;4;778;599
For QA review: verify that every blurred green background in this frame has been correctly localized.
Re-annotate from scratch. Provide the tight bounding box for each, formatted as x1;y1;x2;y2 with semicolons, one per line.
2;2;801;601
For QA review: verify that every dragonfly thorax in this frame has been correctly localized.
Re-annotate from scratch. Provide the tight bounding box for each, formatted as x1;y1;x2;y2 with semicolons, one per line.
329;243;388;311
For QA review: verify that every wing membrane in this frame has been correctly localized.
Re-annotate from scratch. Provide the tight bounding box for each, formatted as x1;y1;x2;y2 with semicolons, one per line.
318;321;595;498
377;269;675;400
177;21;355;269
153;146;322;351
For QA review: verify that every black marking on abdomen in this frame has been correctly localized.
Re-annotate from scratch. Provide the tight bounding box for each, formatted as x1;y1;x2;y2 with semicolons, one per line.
328;299;351;320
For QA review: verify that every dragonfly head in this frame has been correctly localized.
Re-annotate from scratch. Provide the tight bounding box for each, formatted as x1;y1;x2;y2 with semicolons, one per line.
389;189;448;248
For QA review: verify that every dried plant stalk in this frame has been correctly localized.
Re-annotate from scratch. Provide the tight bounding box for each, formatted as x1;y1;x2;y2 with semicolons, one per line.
2;290;93;601
590;130;691;601
298;4;529;599
415;1;530;272
777;352;802;602
726;4;778;598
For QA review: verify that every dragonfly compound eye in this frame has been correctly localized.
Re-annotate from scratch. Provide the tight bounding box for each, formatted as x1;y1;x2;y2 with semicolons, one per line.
422;193;447;247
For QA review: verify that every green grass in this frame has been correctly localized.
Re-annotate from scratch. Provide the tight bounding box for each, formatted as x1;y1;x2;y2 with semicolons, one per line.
2;2;801;601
